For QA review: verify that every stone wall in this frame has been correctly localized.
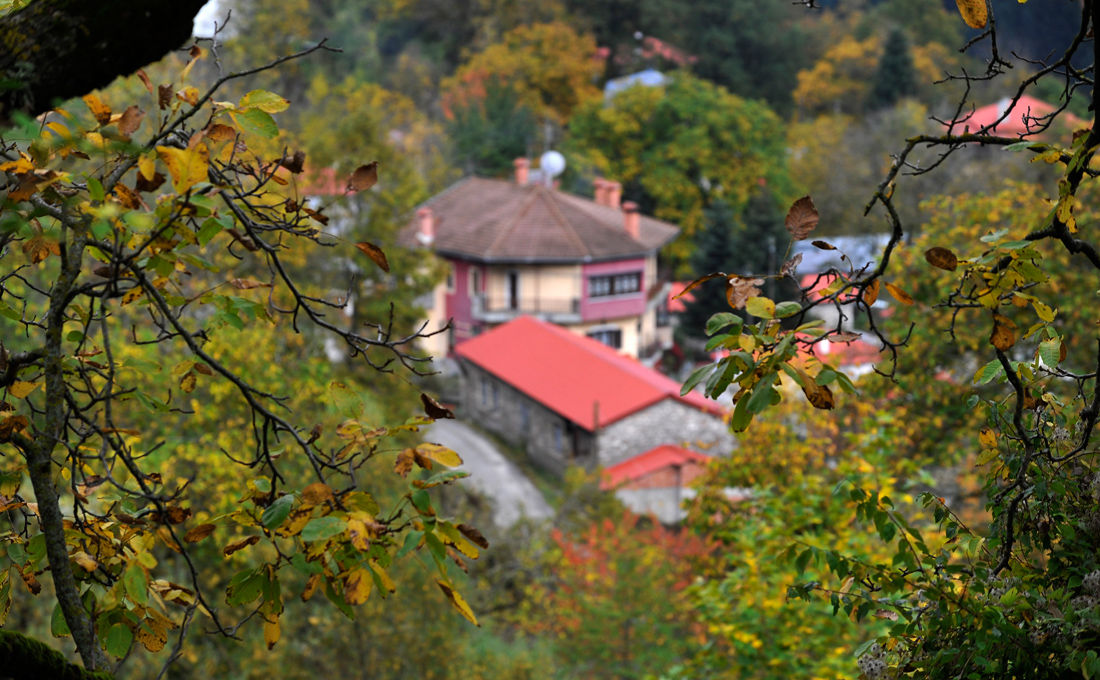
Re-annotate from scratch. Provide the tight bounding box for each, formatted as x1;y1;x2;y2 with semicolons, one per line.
596;398;734;467
458;361;596;475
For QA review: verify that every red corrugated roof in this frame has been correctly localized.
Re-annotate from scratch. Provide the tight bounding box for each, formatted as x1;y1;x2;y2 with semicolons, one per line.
600;445;710;489
455;316;724;430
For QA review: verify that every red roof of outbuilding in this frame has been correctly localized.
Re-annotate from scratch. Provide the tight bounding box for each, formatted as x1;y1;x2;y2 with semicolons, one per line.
962;95;1086;137
600;445;710;489
455;316;724;430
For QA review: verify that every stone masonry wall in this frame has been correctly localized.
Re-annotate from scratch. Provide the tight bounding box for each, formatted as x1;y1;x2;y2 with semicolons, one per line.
596;398;735;467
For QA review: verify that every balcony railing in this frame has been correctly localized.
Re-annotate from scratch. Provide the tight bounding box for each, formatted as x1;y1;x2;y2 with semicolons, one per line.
472;293;581;322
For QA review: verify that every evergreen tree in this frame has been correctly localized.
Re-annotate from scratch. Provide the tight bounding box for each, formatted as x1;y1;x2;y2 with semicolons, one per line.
446;79;537;177
680;190;793;338
868;28;917;110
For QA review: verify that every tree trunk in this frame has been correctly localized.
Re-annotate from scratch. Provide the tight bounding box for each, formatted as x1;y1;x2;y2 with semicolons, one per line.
0;0;207;122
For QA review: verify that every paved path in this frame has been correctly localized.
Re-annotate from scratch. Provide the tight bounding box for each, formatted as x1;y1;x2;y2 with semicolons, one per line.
426;420;553;527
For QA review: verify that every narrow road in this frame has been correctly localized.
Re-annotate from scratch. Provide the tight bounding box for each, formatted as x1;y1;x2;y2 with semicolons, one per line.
426;420;553;527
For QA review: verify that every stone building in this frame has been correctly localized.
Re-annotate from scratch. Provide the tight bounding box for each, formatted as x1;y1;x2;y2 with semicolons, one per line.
455;316;734;475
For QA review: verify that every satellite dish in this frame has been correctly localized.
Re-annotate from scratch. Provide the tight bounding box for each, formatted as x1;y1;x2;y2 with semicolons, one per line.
539;150;566;178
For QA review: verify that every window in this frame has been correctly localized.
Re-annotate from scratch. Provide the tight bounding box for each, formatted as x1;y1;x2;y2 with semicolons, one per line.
587;327;622;349
445;266;455;293
520;402;530;431
469;267;481;294
492;381;500;408
588;271;641;297
553;422;563;453
481;376;489;405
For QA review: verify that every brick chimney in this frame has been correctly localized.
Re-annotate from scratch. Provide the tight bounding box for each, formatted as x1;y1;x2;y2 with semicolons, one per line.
593;177;608;206
606;181;622;209
416;206;434;245
513;157;529;185
622;201;640;240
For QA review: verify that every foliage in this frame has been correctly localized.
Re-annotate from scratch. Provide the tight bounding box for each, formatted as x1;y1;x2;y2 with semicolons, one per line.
440;21;601;129
566;72;792;271
683;3;1100;678
446;79;537;178
867;29;917;111
0;41;481;674
514;511;711;679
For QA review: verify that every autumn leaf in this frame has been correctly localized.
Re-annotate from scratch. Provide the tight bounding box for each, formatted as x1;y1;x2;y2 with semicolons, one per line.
416;443;463;467
184;523;216;543
82;94;111;126
421;393;455;420
780;253;803;279
263;617;281;650
883;281;914;305
278;150;306;174
802;382;835;410
112;183;142;209
223;535;260;556
156;144;209;194
8;381;39;399
437;579;479;626
300;482;334;506
72;551;99;572
979;427;997;449
136;625;167;652
457;523;489;549
925;247;958;271
355;242;390;273
229;278;271;290
726;276;764;310
862;279;880;306
239;89;290;114
346;162;379;192
300;573;322;602
116;105;145;137
812;240;836;250
344;568;373;605
955;0;988;29
785;196;819;240
990;314;1017;351
179;370;197;393
157;84;174;110
394;449;416;477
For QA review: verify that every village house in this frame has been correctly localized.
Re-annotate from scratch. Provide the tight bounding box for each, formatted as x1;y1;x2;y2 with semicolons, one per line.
401;158;680;359
454;315;734;475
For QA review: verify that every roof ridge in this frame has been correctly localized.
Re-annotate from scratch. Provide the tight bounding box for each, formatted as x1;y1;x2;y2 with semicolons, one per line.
541;186;592;256
485;186;539;256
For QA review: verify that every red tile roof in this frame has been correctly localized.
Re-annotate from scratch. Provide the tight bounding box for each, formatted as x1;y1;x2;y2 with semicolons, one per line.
667;281;695;313
455;316;723;430
401;177;678;262
600;445;710;489
961;95;1086;137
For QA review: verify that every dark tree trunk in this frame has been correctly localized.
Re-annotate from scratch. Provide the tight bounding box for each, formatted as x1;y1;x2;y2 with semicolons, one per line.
0;0;206;122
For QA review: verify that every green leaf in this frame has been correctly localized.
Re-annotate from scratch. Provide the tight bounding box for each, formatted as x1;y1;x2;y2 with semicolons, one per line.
123;563;148;605
226;569;264;605
681;364;713;396
974;358;1003;385
106;623;133;658
198;215;231;246
230;108;278;139
300;516;346;542
705;312;742;336
51;603;71;637
774;301;803;318
395;530;422;560
87;176;105;202
261;494;295;530
1038;338;1061;367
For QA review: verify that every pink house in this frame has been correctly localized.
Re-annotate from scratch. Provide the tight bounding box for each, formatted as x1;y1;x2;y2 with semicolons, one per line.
402;159;679;358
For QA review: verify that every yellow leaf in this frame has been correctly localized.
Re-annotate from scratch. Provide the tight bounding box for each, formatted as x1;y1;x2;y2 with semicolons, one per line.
354;242;390;273
883;281;914;306
263;617;281;650
979;427;997;449
72;551;99;572
347;518;372;551
1033;300;1056;322
138;153;156;182
136;625;166;652
156;144;209;194
955;0;988;28
437;579;478;626
343;568;373;605
416;443;462;467
82;94;112;125
369;561;395;593
179;370;197;394
300;482;334;506
8;381;39;399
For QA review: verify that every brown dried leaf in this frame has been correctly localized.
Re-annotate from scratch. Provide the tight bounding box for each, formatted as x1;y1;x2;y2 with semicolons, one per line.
134;171;166;193
278;150;306;174
112;182;143;209
726;275;765;310
303;206;329;226
18;565;41;594
163;506;192;524
346;161;378;192
157;84;174;111
991;314;1017;351
457;523;489;549
421;393;455;420
72;551;99;573
675;272;723;301
117;105;145;137
883;281;914;305
300;482;334;506
355;242;390;273
136;69;154;94
301;573;323;602
9;174;41;202
925;247;958;271
184;523;216;543
811;240;836;251
229;278;271;290
394;449;415;477
832;331;863;344
222;535;260;556
862;279;880;306
0;415;27;443
785;196;819;240
205;123;236;142
780;253;803;279
193;362;213;376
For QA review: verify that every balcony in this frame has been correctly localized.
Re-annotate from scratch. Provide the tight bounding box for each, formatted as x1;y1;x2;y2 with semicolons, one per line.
471;293;581;324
